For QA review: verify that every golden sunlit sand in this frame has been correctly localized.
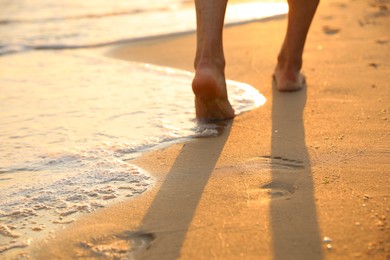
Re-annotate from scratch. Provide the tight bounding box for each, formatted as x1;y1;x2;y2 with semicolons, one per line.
2;0;389;259
35;0;390;258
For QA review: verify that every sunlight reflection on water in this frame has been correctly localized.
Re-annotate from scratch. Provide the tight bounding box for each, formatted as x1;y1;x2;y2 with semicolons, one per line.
0;50;266;254
0;0;283;255
0;0;287;54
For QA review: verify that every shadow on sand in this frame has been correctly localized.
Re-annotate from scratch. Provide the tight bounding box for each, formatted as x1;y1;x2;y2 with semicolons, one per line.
129;86;323;259
265;85;323;259
132;122;232;259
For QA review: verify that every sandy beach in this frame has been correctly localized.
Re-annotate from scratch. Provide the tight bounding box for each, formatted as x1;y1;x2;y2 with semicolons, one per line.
6;0;388;259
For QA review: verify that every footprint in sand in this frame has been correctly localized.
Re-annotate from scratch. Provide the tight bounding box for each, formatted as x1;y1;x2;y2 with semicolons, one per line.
77;231;155;259
262;181;296;199
322;25;340;35
254;155;305;170
376;38;389;44
244;156;305;200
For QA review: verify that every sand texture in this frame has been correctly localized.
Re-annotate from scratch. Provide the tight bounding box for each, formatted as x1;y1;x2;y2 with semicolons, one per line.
25;0;390;259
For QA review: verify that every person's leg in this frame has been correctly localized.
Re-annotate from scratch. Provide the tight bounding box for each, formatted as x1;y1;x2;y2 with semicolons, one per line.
192;0;235;120
274;0;320;92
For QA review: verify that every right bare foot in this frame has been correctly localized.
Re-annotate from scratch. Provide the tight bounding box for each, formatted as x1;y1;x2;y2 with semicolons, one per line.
192;65;235;121
273;64;306;92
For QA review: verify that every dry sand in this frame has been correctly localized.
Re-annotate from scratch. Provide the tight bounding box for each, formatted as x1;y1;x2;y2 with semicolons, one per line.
28;0;389;259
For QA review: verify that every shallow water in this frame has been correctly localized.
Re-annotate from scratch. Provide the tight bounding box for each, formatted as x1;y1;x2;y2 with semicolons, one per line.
0;0;287;54
0;50;266;254
0;0;285;255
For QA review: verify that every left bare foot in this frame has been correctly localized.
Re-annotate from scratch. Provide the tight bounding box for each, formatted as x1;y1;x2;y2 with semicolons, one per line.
192;64;235;121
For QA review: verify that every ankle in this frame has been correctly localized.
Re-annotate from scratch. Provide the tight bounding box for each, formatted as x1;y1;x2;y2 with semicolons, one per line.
277;53;302;72
197;59;225;70
194;52;225;70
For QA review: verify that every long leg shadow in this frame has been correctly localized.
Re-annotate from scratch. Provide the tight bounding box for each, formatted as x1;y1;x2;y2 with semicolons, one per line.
264;86;323;259
131;122;232;259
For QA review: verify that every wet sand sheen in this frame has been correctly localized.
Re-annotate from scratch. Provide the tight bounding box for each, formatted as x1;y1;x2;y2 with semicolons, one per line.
3;0;390;258
32;0;390;258
0;50;264;257
1;1;286;257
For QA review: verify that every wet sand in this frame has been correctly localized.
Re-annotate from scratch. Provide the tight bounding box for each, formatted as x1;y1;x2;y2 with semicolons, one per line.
29;0;389;259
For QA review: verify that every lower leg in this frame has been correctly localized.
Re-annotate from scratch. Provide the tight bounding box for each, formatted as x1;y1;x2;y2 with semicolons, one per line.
274;0;320;91
192;0;234;120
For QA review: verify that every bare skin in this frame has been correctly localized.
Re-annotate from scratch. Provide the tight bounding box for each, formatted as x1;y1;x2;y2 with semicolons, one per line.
192;0;234;121
192;0;320;119
274;0;320;92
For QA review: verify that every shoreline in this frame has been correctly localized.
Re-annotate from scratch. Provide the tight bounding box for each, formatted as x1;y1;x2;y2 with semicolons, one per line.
4;0;390;258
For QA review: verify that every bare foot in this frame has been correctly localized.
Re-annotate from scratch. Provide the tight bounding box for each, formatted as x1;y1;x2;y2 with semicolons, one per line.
273;65;306;92
192;65;235;121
